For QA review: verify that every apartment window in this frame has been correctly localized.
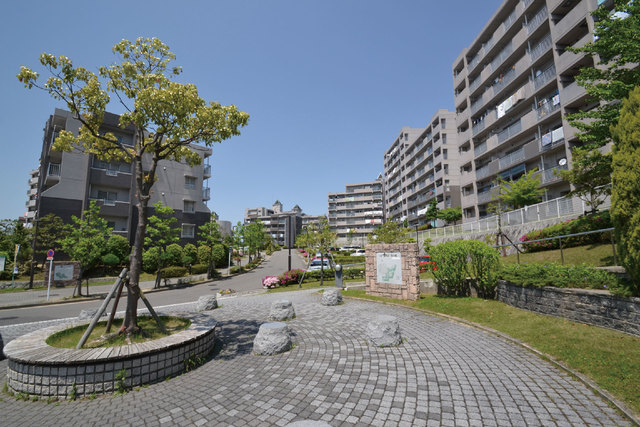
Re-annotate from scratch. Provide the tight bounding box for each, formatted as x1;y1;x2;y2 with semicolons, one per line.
443;149;448;159
97;190;117;203
181;224;195;238
184;200;196;213
441;119;446;128
442;134;447;144
185;176;196;189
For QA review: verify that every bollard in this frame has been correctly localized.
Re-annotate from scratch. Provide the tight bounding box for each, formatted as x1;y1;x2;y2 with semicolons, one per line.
334;264;343;288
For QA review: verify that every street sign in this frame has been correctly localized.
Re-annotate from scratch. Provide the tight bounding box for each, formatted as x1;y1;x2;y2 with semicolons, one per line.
47;249;55;258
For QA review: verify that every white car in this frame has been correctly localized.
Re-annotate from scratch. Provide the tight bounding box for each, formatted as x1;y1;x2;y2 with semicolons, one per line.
350;249;365;256
308;258;331;271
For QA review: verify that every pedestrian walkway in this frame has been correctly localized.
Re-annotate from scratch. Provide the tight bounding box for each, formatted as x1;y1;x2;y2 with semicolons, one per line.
0;290;631;426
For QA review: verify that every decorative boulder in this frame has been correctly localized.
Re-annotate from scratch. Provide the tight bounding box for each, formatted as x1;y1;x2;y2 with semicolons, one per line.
268;300;295;321
321;288;342;306
0;332;4;361
78;308;99;320
366;315;402;347
253;322;292;355
197;295;218;311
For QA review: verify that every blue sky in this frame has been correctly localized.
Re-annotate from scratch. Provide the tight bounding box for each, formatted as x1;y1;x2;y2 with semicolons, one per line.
1;0;502;226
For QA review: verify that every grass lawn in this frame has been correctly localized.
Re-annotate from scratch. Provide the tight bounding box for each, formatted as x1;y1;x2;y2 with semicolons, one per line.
342;289;640;417
501;243;616;266
46;316;190;349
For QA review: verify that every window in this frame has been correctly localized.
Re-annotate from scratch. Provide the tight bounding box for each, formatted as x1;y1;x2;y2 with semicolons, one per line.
181;224;195;238
442;134;447;144
185;176;196;189
441;118;446;128
184;200;196;213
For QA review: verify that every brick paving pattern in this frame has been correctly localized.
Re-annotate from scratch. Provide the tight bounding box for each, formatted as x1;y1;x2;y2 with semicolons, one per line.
0;290;631;426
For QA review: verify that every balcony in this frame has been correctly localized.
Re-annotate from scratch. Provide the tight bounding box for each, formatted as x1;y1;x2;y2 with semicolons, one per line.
491;41;514;73
27;188;37;196
45;163;61;185
202;187;211;201
203;164;212;179
29;176;38;186
499;147;525;170
497;119;522;144
533;64;556;91
556;33;592;74
551;2;588;42
477;190;494;205
492;67;517;97
25;199;36;208
538;164;568;184
476;164;490;180
526;5;548;35
560;80;588;108
536;99;561;120
468;50;483;73
529;34;552;63
474;141;488;156
459;148;473;165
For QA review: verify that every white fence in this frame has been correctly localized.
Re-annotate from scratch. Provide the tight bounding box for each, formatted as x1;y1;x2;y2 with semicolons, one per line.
418;191;611;241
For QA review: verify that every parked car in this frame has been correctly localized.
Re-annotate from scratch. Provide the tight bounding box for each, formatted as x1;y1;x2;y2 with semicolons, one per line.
419;255;437;273
308;257;331;271
350;249;365;256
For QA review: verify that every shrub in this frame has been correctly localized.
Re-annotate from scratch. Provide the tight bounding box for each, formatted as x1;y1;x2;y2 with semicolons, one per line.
212;244;227;267
278;269;305;286
160;266;187;278
430;240;471;296
302;267;365;282
182;243;198;266
520;211;613;253
262;276;279;288
165;244;184;267
106;235;131;264
466;240;501;299
197;245;211;265
191;264;208;274
230;265;245;274
499;263;631;297
142;247;160;273
101;253;120;267
333;255;365;265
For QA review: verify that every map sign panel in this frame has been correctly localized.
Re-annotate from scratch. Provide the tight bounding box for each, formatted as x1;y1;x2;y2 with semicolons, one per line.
54;264;74;281
376;252;402;285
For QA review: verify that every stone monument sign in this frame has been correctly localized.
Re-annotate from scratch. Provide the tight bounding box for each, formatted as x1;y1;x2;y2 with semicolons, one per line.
365;243;419;301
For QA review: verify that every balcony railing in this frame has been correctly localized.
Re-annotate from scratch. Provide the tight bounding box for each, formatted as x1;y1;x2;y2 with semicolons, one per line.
526;6;548;34
497;120;522;143
499;147;525;170
468;51;482;72
539;164;568;184
529;34;552;62
503;8;518;31
203;164;212;178
493;67;516;95
476;165;490;179
472;119;486;136
491;40;513;72
477;190;494;204
48;163;61;177
474;141;488;156
202;187;211;201
536;99;561;119
533;64;556;90
469;77;482;93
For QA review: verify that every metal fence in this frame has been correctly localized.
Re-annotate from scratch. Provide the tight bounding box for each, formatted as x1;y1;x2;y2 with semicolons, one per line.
417;190;611;241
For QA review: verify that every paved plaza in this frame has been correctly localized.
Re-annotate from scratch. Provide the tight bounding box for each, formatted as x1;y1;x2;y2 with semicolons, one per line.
0;289;631;426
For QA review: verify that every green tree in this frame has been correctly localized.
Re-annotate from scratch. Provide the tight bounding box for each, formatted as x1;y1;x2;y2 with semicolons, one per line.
493;169;543;210
33;213;64;263
231;222;245;266
145;202;180;288
558;147;613;213
245;220;267;262
198;219;222;278
182;243;198;268
59;201;112;296
369;221;412;244
105;234;131;265
0;220;32;276
302;218;336;286
18;37;249;332
567;0;640;147
438;207;462;225
610;85;640;296
424;199;439;226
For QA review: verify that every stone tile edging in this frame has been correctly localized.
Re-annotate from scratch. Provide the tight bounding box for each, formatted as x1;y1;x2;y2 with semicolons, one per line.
343;295;640;425
3;312;216;398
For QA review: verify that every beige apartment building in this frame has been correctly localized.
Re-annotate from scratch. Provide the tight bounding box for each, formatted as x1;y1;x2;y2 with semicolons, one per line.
384;110;460;227
328;178;384;247
453;0;604;221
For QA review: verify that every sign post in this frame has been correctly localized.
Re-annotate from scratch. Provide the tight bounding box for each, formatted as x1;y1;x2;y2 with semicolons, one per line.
46;249;54;301
227;246;232;276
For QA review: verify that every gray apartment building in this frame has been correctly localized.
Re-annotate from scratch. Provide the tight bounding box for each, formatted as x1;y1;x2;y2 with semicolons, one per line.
244;201;322;247
453;0;604;221
328;177;384;247
32;108;212;247
384;110;461;227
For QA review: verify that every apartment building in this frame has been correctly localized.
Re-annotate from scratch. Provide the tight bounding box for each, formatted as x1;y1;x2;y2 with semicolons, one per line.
33;108;212;246
328;177;384;246
23;168;39;227
384;110;461;227
244;201;320;247
453;0;602;221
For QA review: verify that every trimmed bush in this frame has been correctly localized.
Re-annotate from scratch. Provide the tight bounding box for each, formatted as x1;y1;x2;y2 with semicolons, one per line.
277;269;305;286
197;245;211;265
165;244;184;267
212;244;227;268
182;243;198;266
303;268;365;282
466;240;501;299
191;264;208;274
161;266;187;278
333;255;365;265
230;265;245;274
520;211;612;253
142;247;160;273
106;235;131;264
101;253;120;267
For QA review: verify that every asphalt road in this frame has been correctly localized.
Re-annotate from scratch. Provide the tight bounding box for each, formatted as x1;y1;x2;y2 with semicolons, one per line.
0;249;307;326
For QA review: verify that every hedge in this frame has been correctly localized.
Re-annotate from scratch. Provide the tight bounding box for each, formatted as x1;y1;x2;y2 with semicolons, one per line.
520;211;612;253
161;266;187;278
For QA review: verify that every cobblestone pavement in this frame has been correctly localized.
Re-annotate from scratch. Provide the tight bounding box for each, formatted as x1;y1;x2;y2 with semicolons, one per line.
0;290;631;426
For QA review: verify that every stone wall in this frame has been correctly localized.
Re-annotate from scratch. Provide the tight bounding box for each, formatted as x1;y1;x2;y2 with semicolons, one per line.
497;281;640;336
365;243;419;301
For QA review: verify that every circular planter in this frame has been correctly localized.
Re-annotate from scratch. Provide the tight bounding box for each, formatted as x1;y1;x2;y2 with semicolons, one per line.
3;312;216;399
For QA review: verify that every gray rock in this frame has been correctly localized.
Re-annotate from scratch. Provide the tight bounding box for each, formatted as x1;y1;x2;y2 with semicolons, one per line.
253;322;291;355
321;288;342;306
197;295;218;311
366;315;402;347
78;309;99;320
0;332;4;361
268;300;295;321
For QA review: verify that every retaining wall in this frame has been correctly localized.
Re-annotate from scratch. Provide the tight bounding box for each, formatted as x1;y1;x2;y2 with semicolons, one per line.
497;281;640;336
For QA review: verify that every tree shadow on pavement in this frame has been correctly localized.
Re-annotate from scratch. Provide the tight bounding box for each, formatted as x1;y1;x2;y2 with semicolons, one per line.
210;318;262;361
